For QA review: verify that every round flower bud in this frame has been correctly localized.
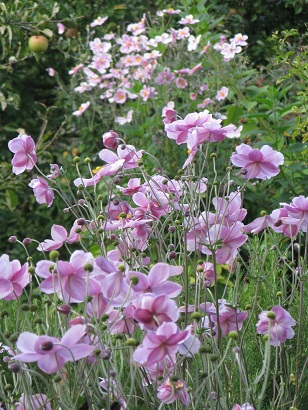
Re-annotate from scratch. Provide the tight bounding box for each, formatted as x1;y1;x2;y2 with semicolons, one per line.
130;276;139;285
21;304;30;311
168;251;177;260
101;349;111;360
118;264;126;272
210;153;217;159
8;236;17;243
168;226;176;233
30;304;38;312
73;156;80;163
9;333;19;343
57;304;71;315
266;311;276;320
23;237;32;245
209;354;219;362
125;338;138;347
9;363;21;373
53;375;62;383
77;218;85;226
228;331;238;340
276;291;282;297
49;251;59;261
260;210;267;216
28;266;35;275
84;157;91;164
190;312;203;321
34;318;43;325
4;384;13;391
84;263;93;272
137;159;144;166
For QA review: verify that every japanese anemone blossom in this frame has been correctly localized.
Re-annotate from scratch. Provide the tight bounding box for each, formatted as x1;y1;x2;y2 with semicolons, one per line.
8;134;37;175
0;254;29;300
256;305;296;346
231;144;284;180
13;325;95;373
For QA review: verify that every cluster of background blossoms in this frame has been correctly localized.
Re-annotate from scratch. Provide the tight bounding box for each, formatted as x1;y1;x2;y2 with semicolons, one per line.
60;11;248;123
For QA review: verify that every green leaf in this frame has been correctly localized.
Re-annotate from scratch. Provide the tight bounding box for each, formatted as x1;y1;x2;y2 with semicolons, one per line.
5;189;19;210
42;28;53;39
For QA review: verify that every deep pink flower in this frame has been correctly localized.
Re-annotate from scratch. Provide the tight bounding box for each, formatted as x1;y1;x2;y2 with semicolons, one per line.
133;322;190;366
13;325;95;373
134;293;179;331
256;305;296;346
0;254;29;300
29;177;54;207
231;144;284;180
157;378;190;405
8;134;37;175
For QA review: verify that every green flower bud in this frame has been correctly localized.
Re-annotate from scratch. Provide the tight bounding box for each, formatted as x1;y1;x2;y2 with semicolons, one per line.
84;263;93;272
125;338;138;347
130;275;139;285
266;311;276;320
49;251;59;261
228;331;238;340
73;156;80;163
53;375;62;383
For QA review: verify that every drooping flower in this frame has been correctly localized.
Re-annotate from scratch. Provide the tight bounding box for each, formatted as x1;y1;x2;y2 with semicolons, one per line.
157;378;190;405
256;305;296;346
29;177;54;207
13;325;95;373
0;254;29;300
8;134;37;175
231;144;284;180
